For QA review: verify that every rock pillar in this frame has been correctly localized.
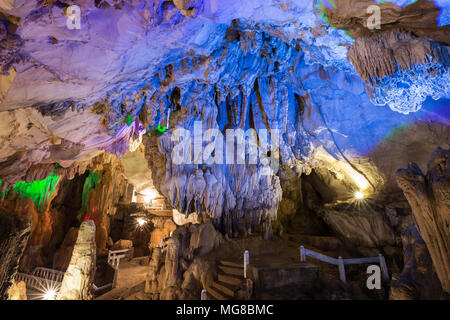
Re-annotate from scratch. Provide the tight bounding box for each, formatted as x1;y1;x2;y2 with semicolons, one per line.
57;220;96;300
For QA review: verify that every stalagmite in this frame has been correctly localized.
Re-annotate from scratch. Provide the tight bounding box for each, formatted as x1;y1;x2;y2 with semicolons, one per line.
396;148;450;293
57;220;96;300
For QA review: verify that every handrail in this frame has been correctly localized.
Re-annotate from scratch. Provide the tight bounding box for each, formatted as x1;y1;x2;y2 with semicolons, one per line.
15;272;61;293
108;248;134;266
92;283;113;293
32;267;65;283
107;247;134;288
244;250;249;279
144;203;164;210
15;273;44;291
299;245;389;282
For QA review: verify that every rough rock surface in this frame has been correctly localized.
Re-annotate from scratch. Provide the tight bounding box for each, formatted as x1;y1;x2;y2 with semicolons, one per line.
348;29;449;83
7;280;27;300
53;226;79;271
397;148;450;293
319;203;397;254
324;0;450;44
57;220;96;300
144;221;221;300
0;207;31;299
390;226;444;300
112;239;133;251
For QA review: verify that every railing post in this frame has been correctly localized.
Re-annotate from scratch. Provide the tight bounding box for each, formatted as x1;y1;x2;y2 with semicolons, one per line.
129;247;134;260
245;278;253;300
379;254;389;281
300;245;306;262
201;289;207;300
112;263;119;288
338;256;346;283
244;250;249;279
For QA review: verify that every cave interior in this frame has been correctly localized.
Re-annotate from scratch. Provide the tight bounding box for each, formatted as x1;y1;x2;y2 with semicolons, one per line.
0;0;449;301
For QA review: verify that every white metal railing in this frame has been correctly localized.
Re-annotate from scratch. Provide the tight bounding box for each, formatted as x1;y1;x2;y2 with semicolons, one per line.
15;271;62;296
144;203;164;210
92;283;113;293
32;267;65;283
14;248;135;296
106;247;134;288
299;245;389;283
15;273;46;291
107;248;134;268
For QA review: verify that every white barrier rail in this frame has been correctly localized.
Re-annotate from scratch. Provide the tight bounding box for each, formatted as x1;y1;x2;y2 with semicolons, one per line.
107;247;134;288
32;267;65;283
244;250;249;279
108;248;134;268
299;245;389;283
15;272;61;293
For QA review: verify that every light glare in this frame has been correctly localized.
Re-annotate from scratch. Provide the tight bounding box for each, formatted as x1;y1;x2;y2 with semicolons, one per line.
355;191;364;200
137;218;146;227
43;289;56;300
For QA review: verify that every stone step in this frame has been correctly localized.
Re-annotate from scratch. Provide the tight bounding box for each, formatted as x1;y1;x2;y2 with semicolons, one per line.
218;274;244;286
206;286;227;300
218;265;244;276
220;260;244;268
212;281;236;297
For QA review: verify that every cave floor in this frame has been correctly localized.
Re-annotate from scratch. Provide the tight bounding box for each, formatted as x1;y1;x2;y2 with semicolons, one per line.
96;257;149;300
116;257;149;289
95;234;388;300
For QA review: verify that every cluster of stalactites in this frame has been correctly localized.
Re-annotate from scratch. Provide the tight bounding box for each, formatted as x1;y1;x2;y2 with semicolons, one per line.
347;29;449;114
348;29;449;84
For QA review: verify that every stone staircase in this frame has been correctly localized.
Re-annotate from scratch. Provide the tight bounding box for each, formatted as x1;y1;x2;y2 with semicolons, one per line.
206;260;246;300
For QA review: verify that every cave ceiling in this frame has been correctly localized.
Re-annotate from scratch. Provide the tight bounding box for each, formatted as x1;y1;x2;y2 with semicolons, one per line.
0;0;448;224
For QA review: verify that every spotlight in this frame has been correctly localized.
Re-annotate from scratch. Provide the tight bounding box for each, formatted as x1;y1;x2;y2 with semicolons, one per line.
43;289;57;300
137;217;146;227
355;191;364;200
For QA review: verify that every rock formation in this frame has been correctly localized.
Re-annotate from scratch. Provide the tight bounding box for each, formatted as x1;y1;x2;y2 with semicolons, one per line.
57;220;96;300
390;226;444;299
7;280;27;300
397;148;450;293
0;207;31;299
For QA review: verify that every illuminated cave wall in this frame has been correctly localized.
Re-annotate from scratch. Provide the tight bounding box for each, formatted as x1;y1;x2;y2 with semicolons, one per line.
0;0;448;236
